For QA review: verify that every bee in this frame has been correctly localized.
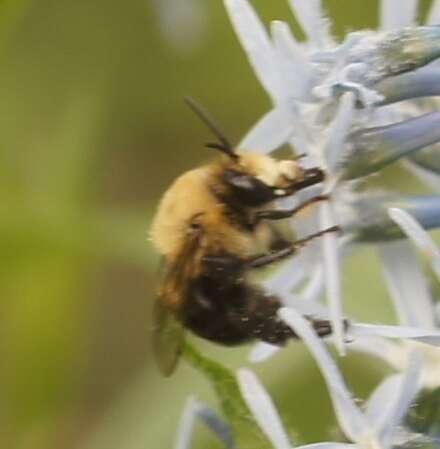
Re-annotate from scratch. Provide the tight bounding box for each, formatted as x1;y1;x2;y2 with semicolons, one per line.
150;98;338;376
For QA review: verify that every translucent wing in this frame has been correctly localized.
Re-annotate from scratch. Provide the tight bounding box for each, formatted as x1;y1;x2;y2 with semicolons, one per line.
152;225;204;376
152;296;186;377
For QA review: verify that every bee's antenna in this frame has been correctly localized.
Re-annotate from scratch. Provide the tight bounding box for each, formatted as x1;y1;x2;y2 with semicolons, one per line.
184;96;238;160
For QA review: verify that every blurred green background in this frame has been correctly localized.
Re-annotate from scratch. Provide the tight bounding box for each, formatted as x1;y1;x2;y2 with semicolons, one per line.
0;1;436;448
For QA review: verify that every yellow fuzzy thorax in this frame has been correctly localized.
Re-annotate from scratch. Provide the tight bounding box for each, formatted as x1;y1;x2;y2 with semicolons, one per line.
149;152;301;260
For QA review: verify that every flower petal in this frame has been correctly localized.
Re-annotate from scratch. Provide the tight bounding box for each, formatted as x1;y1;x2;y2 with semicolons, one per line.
389;208;440;281
237;369;292;449
271;20;314;101
296;444;354;449
302;265;325;302
174;396;198;449
238;107;294;153
287;0;328;48
365;374;403;429
249;341;281;363
174;396;235;449
380;0;418;30
320;201;345;355
279;307;368;441
224;0;281;102
379;240;435;329
365;349;422;447
324;92;356;174
349;323;440;346
263;253;306;296
377;350;423;447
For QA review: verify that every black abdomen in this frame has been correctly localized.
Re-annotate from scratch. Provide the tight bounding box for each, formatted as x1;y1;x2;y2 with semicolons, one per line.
181;274;296;346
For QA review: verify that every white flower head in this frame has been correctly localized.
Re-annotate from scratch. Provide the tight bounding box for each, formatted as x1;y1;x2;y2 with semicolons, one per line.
169;3;440;448
223;0;440;354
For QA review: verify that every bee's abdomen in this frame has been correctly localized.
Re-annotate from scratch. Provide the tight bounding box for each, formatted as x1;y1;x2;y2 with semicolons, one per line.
180;274;295;346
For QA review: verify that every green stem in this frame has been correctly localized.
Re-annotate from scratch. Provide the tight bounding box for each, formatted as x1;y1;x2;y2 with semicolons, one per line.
183;342;273;449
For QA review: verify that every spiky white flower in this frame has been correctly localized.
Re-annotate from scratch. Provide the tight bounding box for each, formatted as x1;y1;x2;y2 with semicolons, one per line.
223;0;440;354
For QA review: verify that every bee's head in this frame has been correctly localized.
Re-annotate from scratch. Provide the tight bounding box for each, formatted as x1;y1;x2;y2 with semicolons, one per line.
222;152;324;206
184;97;324;206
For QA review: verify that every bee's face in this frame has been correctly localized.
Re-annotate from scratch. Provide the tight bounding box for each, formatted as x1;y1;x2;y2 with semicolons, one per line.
238;153;304;190
222;152;324;206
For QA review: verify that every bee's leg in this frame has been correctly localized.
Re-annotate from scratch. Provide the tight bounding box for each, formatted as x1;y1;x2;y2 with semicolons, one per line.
174;397;235;449
310;318;333;337
255;194;329;222
292;167;325;190
248;226;340;269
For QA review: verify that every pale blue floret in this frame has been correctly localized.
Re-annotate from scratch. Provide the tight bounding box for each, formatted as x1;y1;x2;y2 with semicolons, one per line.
375;67;440;105
341;112;440;179
340;194;440;241
174;396;235;449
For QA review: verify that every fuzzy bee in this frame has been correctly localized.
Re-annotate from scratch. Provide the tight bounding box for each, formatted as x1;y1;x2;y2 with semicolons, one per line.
150;98;337;376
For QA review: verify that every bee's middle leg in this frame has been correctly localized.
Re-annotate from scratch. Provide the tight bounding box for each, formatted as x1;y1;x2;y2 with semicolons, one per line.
248;225;340;269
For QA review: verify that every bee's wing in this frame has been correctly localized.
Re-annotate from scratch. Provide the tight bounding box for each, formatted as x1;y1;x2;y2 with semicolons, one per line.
152;230;203;376
152;295;185;377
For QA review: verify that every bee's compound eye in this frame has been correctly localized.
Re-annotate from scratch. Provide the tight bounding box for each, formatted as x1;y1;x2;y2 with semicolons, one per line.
223;169;276;205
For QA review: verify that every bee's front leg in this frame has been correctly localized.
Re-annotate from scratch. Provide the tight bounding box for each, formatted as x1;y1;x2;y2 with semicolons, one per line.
255;194;329;222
